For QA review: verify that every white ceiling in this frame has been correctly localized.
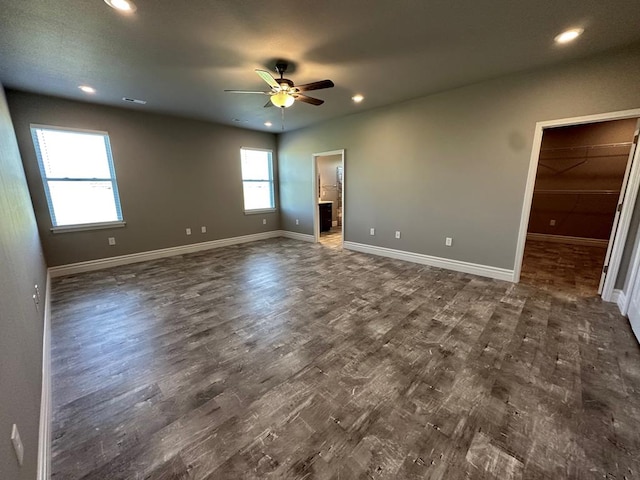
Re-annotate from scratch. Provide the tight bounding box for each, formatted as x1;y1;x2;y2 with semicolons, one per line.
1;1;640;133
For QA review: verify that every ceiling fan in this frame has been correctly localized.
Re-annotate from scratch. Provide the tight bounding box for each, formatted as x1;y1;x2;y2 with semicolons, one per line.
225;62;334;108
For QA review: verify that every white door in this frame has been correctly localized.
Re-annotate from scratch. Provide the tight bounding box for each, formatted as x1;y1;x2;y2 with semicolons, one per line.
599;122;640;293
627;269;640;343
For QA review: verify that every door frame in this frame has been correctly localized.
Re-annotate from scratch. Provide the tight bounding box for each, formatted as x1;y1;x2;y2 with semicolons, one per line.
312;149;345;244
513;108;640;302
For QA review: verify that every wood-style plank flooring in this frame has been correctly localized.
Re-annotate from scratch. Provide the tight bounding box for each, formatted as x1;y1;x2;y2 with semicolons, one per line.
50;238;640;479
319;226;342;249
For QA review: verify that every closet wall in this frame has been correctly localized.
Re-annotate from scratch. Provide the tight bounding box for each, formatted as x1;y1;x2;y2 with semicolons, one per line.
528;118;638;240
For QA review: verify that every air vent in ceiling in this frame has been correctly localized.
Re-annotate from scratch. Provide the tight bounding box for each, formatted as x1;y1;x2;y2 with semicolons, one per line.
122;97;146;105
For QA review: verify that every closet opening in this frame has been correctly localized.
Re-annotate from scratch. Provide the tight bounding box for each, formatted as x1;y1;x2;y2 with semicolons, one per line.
516;115;640;297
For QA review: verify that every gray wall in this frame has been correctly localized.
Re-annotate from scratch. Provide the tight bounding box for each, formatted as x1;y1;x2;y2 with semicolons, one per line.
7;91;279;266
278;43;640;275
0;84;48;479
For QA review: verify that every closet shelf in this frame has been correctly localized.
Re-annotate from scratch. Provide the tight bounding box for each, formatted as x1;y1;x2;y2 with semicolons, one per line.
534;189;621;195
541;141;632;152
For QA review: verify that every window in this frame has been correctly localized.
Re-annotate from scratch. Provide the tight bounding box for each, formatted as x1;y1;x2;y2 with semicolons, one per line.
240;148;275;212
30;125;124;231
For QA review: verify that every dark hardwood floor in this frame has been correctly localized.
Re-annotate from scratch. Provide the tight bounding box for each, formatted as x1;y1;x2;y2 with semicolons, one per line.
520;240;608;297
50;238;640;479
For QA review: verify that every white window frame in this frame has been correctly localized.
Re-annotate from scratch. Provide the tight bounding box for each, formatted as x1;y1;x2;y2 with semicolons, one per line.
240;147;276;214
30;124;125;233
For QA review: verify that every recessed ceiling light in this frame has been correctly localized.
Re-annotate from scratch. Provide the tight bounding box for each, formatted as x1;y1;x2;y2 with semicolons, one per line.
352;94;364;103
78;85;96;94
104;0;137;13
264;122;273;127
554;28;584;44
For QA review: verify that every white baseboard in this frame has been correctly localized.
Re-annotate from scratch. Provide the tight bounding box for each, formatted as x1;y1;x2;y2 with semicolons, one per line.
280;230;315;243
611;288;626;313
37;271;52;480
343;241;514;282
49;230;282;277
526;233;609;248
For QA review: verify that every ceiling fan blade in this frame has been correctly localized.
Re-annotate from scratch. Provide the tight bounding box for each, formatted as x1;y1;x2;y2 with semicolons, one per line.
264;99;274;108
224;90;269;94
294;94;324;106
296;80;334;92
255;69;280;90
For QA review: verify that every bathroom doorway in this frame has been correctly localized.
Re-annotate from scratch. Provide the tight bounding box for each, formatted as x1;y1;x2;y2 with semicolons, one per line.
313;150;345;248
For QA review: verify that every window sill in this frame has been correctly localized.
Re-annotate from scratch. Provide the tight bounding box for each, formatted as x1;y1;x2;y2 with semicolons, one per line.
244;208;277;215
51;221;126;234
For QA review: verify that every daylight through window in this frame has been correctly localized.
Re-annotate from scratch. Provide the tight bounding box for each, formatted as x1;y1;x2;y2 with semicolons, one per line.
240;148;275;212
31;126;124;229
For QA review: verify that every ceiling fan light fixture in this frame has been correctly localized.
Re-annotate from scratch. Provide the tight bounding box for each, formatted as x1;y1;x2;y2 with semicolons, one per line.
270;91;295;108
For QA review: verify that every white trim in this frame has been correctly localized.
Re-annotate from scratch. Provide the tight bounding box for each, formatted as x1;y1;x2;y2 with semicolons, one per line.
612;289;626;313
280;230;315;242
602;123;640;301
622;217;640;315
526;233;609;247
343;241;514;282
534;109;640;129
243;208;277;215
514;109;640;296
51;220;126;233
37;271;52;480
49;231;281;277
30;123;109;135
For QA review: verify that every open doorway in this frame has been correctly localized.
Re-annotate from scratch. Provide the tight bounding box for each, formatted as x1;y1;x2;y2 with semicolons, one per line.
313;150;345;248
516;115;640;297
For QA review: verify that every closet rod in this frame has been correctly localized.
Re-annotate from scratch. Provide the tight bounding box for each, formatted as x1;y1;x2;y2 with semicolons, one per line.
541;141;632;152
534;189;621;195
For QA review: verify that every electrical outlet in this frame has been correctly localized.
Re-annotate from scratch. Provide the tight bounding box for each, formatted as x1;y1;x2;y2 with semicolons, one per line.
395;231;401;239
108;237;116;246
201;226;207;234
262;218;267;225
11;424;24;466
295;219;299;225
186;228;191;235
445;237;453;247
550;219;556;226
